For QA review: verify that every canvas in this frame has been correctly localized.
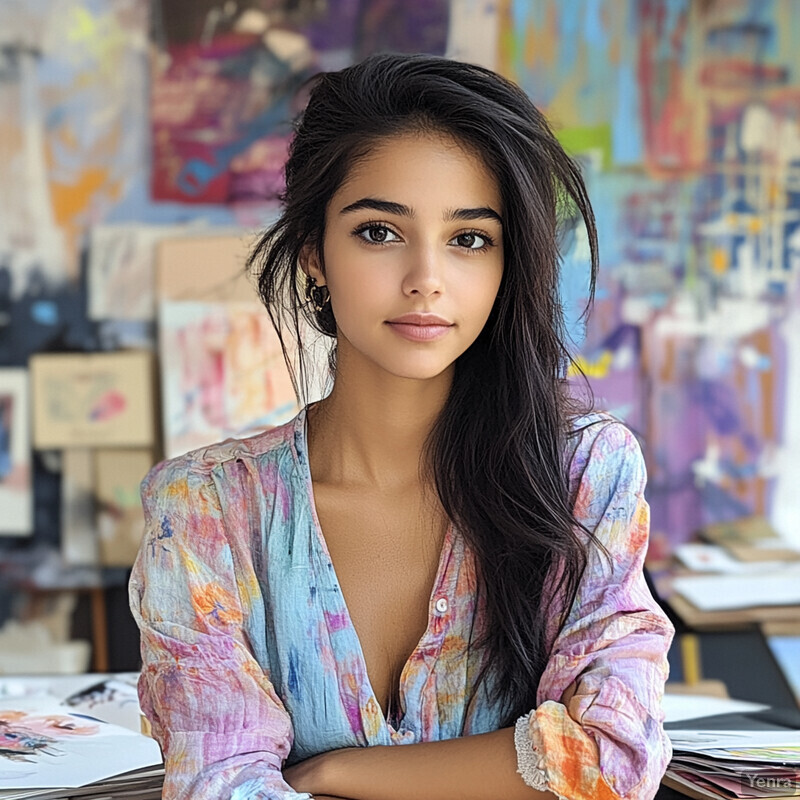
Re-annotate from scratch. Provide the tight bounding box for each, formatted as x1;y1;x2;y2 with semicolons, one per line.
155;233;262;304
158;300;300;458
500;0;800;551
149;0;450;203
30;351;156;449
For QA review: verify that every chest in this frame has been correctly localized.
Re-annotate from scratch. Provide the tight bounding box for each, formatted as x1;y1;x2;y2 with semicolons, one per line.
311;483;449;721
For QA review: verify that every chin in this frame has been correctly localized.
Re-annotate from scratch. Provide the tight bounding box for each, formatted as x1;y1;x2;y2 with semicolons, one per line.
376;355;457;381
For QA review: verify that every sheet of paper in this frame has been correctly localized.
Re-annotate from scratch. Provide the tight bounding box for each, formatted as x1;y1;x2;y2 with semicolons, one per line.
663;693;769;723
672;569;800;611
0;703;161;789
674;543;787;574
668;729;800;752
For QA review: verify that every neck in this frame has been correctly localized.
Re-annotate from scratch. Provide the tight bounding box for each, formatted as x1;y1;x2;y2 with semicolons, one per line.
306;374;452;493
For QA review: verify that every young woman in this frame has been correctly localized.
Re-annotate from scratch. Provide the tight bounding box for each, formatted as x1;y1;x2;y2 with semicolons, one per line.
129;53;674;800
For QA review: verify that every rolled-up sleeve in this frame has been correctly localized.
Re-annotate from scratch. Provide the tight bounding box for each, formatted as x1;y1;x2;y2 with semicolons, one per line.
128;457;312;800
514;420;674;800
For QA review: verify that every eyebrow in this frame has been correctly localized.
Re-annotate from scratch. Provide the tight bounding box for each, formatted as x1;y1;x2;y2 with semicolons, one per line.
338;197;503;225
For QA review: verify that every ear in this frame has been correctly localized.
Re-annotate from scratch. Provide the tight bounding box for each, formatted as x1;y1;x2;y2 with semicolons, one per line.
299;241;325;285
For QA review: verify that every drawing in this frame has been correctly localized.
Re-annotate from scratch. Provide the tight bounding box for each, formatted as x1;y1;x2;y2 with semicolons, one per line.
0;702;161;789
30;352;155;449
0;709;98;763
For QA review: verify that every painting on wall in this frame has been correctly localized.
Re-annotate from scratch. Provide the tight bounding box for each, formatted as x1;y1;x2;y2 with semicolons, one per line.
499;0;800;553
0;0;150;293
149;0;451;204
0;368;32;536
30;351;156;449
159;300;300;458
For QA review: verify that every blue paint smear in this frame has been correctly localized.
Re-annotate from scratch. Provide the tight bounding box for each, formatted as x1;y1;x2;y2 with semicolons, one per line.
613;64;643;165
30;301;58;326
583;0;607;48
288;646;300;696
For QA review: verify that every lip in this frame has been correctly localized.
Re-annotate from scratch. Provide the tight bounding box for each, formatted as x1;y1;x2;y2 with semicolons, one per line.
386;322;453;342
387;312;453;326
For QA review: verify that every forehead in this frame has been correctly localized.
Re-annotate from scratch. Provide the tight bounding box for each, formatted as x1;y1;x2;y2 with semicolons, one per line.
332;131;502;212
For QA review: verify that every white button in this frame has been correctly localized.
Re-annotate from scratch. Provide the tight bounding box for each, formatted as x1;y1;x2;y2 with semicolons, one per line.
435;597;448;613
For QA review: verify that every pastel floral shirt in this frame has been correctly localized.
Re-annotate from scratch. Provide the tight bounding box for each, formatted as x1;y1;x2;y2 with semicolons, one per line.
128;404;674;800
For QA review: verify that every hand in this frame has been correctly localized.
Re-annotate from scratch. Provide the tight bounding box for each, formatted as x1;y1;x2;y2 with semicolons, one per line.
283;752;328;795
284;747;360;798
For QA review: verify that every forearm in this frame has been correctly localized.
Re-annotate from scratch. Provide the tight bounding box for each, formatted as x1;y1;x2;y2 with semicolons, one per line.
323;726;554;800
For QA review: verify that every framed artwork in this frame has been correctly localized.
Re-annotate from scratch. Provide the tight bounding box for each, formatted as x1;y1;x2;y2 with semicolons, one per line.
30;352;156;449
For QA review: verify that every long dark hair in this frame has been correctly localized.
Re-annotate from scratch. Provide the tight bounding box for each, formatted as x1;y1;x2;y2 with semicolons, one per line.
248;52;602;727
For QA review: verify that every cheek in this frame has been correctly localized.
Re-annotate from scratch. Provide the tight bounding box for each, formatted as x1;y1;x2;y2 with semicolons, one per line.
328;268;392;326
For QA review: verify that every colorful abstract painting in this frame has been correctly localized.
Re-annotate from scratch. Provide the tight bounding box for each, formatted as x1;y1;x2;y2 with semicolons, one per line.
500;0;800;553
0;0;150;294
149;0;450;204
159;300;301;458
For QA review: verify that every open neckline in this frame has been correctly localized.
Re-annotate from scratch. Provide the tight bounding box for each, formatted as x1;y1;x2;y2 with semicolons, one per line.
295;402;453;734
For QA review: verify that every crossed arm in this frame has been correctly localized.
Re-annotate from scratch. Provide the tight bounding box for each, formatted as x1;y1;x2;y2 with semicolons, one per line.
284;726;553;800
284;684;578;800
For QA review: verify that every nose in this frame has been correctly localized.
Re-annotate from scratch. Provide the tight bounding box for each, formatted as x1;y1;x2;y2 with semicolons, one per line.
400;240;445;297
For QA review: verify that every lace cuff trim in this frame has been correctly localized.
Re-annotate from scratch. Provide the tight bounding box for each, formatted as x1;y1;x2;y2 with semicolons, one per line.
514;710;549;792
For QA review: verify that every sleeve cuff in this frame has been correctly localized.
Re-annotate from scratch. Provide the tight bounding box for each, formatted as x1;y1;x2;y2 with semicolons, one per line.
514;710;550;793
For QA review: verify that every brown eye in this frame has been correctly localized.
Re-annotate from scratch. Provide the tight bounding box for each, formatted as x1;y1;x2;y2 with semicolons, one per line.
370;227;388;242
355;225;399;244
452;232;490;250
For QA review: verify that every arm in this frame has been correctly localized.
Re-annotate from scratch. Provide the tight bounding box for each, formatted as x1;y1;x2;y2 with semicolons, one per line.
514;421;675;800
128;457;312;800
287;727;554;800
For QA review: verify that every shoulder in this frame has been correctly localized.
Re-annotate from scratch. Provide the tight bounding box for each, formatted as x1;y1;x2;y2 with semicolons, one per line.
141;412;302;503
564;411;647;509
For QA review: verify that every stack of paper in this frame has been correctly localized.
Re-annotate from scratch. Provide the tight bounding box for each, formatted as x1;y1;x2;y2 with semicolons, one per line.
664;710;800;799
0;701;163;800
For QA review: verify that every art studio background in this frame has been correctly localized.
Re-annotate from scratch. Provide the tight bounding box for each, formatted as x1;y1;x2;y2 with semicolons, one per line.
1;0;799;709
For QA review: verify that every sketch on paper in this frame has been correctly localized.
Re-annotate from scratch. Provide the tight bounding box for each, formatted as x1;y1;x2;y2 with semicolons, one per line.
0;709;98;763
0;703;161;789
0;369;32;536
30;352;155;449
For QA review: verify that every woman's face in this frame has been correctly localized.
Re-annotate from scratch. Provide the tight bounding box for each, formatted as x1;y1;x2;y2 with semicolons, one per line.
303;131;504;383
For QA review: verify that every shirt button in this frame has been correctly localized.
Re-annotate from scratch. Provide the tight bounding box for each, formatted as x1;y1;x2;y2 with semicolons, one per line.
435;597;449;613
